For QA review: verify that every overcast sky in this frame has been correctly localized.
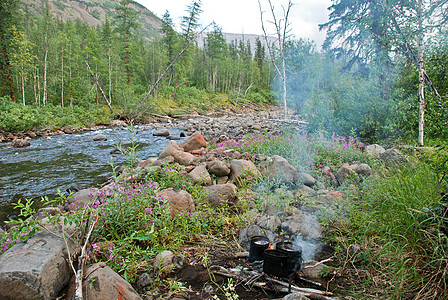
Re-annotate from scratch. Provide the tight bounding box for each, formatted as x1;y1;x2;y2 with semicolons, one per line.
134;0;332;48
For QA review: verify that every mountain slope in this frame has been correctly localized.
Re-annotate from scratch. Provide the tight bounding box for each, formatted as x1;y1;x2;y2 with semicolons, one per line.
21;0;163;41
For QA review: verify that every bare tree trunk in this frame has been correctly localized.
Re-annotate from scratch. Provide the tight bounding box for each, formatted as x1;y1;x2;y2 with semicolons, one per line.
108;47;112;102
21;73;25;106
418;0;425;146
61;42;64;107
43;33;48;106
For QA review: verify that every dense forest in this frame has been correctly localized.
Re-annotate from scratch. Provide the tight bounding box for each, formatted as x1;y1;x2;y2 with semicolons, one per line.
0;0;448;144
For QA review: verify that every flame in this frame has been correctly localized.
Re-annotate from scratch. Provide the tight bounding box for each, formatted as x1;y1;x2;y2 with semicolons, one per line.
268;243;275;250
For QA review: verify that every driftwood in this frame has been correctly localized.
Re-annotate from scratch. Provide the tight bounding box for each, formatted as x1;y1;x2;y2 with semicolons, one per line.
304;257;334;269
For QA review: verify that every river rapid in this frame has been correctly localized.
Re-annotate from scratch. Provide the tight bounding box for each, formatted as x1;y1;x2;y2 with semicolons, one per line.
0;124;186;223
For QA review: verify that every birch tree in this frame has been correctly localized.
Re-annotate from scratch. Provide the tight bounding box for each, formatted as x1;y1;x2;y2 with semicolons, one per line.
258;0;293;119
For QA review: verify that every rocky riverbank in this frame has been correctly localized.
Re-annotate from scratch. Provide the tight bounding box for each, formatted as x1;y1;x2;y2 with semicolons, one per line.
0;107;413;299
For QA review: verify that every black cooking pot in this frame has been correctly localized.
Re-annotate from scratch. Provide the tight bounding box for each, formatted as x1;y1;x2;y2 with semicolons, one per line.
248;236;270;262
263;249;290;278
276;241;303;274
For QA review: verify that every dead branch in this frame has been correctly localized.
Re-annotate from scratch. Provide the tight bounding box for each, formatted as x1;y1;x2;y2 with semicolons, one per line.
304;257;334;269
264;276;334;297
74;212;98;300
85;61;114;114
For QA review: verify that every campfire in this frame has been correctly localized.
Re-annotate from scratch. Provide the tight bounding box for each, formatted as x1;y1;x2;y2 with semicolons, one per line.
212;236;336;300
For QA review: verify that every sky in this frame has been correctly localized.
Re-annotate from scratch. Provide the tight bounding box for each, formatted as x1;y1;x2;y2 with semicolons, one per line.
134;0;333;48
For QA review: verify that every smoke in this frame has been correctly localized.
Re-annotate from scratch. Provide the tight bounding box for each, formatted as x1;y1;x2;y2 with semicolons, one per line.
292;234;322;261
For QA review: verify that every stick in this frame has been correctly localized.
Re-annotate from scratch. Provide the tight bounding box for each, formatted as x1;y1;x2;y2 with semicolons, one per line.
304;257;334;269
264;276;333;296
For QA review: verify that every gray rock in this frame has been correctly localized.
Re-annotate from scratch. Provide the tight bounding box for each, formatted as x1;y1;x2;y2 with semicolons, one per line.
335;163;358;184
238;224;265;250
380;148;410;167
206;160;231;177
82;263;142;300
283;293;310;300
154;250;175;276
204;184;237;208
364;144;386;156
153;128;170;137
92;133;107;141
265;155;299;184
280;211;322;240
0;231;77;300
188;165;212;186
63;188;97;211
297;172;316;187
300;261;330;279
158;188;195;217
137;273;153;290
353;163;372;176
230;159;260;184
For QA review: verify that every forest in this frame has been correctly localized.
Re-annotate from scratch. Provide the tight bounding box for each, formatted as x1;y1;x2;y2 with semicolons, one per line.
0;0;446;144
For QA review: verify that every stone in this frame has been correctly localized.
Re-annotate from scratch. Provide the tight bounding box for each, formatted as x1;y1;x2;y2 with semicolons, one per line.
229;159;260;184
63;188;97;211
158;188;195;217
283;293;310;300
188;165;212;186
380;148;410;167
172;150;198;166
297;172;316;187
136;273;153;289
0;230;77;300
179;131;207;152
295;184;314;197
217;176;228;185
82;263;141;300
153;156;175;167
138;158;157;169
280;211;322;240
206;160;231;177
153;128;170;137
364;144;386;156
92;133;107;141
353;163;372;176
238;224;265;250
265;155;299;184
8;138;30;148
204;184;237;208
33;206;61;220
335;163;357;184
154;250;175;276
300;261;330;279
26;130;36;138
159;141;182;159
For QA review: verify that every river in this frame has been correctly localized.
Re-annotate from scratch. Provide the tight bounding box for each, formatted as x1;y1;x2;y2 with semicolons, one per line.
0;124;186;223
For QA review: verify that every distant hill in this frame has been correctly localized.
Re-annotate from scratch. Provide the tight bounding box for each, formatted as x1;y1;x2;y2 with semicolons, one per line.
21;0;164;41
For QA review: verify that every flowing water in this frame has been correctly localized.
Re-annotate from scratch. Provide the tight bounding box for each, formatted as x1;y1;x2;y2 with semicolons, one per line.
0;125;186;223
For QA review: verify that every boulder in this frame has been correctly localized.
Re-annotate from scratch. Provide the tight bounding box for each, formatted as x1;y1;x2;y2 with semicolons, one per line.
238;224;266;250
300;261;330;279
179;131;207;152
154;250;175;277
8;138;30;148
138;158;157;169
188;165;212;186
204;184;237;208
352;163;372;176
159;188;195;217
229;159;260;184
92;133;107;141
364;144;386;156
63;188;97;211
297;172;316;187
153;128;170;137
206;160;231;177
0;231;77;300
159;141;182;159
26;130;36;138
81;263;141;300
335;163;357;184
172;151;198;166
265;155;299;184
380;148;410;167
